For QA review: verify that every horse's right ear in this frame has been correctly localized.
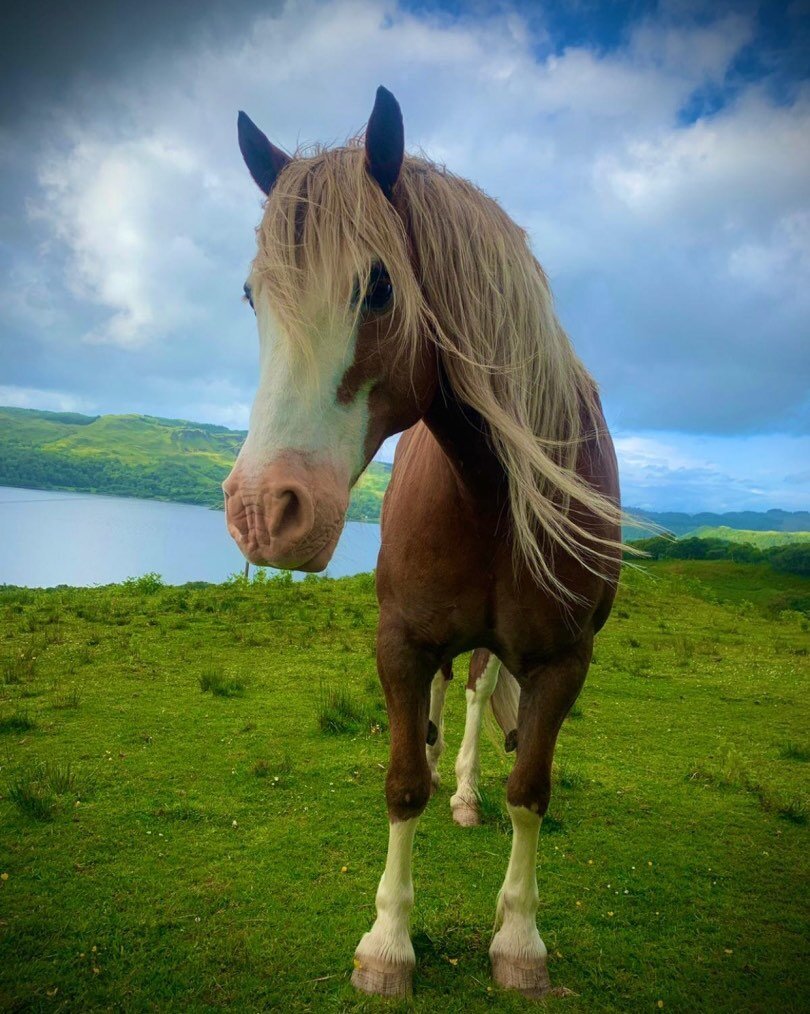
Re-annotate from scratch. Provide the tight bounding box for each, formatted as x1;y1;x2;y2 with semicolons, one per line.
365;86;404;200
237;111;291;195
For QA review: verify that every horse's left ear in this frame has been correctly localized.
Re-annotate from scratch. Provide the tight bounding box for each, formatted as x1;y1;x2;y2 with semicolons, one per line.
365;86;404;200
238;111;291;195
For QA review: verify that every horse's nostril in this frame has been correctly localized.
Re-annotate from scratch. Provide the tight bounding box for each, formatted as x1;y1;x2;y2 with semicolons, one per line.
269;488;302;538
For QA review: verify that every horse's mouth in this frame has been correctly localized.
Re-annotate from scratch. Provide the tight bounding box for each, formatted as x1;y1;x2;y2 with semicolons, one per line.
238;530;339;573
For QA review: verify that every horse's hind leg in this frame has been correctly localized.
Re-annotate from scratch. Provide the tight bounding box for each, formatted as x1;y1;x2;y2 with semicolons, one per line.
450;649;500;827
490;635;592;999
426;662;452;792
352;621;436;998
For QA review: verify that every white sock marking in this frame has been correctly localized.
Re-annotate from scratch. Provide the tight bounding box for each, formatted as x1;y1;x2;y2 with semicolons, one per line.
354;818;419;968
451;655;500;812
490;804;547;965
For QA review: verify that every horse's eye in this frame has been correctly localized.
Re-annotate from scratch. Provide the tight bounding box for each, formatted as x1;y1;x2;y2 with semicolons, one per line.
243;282;254;311
361;264;393;314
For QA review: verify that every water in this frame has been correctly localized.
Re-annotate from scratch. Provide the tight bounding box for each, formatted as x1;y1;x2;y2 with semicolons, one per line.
0;486;381;588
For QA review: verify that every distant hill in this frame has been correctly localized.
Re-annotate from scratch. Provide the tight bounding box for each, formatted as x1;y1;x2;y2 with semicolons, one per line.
1;407;807;532
687;527;810;549
0;407;389;522
635;508;810;536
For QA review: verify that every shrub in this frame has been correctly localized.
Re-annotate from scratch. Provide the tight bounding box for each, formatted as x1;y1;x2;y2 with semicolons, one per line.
123;573;164;594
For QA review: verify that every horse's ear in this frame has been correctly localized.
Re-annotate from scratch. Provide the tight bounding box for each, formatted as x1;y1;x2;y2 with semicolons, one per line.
365;86;404;199
237;111;291;195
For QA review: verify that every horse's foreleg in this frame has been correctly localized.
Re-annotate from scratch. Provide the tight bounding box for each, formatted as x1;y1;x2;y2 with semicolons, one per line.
426;662;452;792
352;627;435;998
450;649;500;826
490;635;592;999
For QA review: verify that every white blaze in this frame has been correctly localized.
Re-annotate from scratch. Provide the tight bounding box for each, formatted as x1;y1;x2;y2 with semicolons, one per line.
237;298;371;481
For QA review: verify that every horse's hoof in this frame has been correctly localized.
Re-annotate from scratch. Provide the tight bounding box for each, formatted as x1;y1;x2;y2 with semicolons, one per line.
451;801;480;827
491;952;551;999
430;771;441;794
351;954;413;997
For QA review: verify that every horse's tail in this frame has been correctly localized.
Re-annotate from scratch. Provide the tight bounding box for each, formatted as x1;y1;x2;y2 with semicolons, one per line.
488;663;520;754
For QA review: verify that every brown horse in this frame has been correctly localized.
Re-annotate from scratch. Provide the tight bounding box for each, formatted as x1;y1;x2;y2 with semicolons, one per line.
224;86;622;999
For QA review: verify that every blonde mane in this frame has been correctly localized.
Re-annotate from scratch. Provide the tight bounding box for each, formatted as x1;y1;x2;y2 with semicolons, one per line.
251;141;627;596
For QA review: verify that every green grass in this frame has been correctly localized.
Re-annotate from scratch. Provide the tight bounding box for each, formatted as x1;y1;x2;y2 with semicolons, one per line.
0;562;808;1011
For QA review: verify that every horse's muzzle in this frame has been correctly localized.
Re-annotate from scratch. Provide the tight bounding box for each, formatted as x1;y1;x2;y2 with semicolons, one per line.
222;455;348;571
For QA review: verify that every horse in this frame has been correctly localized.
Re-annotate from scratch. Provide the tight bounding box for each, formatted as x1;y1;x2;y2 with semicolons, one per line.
224;86;623;1000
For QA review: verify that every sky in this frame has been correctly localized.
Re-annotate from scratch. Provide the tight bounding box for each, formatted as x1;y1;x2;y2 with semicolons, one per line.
0;0;808;513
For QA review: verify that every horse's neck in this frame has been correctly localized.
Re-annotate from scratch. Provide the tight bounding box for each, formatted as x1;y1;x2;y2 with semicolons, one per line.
422;366;506;502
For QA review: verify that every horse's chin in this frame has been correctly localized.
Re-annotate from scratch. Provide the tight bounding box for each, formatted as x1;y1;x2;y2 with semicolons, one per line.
295;540;338;573
244;528;341;573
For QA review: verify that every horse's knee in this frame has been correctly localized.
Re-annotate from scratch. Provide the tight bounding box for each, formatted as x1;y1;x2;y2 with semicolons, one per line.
386;765;432;821
505;770;551;817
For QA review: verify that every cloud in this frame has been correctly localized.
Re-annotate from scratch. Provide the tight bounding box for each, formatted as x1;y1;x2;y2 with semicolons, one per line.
1;0;808;510
615;431;810;512
0;385;96;415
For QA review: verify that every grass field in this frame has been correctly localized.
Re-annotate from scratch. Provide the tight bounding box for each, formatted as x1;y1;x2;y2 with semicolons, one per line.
0;562;808;1012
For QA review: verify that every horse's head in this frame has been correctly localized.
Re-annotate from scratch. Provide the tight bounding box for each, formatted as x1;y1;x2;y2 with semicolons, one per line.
224;88;437;571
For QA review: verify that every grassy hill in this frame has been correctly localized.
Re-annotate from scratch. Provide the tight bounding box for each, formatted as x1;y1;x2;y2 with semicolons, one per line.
0;407;390;522
687;526;810;548
0;560;807;1010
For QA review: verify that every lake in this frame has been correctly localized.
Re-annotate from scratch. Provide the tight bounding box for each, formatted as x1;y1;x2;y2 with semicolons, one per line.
0;486;381;588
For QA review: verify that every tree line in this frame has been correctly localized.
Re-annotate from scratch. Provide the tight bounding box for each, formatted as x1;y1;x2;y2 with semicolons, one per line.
628;535;810;577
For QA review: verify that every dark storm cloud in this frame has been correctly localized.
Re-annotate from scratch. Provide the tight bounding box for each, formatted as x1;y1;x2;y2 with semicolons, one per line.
0;0;280;127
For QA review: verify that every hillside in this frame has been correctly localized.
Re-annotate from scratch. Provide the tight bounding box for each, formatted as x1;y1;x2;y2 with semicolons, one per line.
1;407;807;533
0;561;807;1010
640;508;810;535
0;407;390;522
687;526;810;548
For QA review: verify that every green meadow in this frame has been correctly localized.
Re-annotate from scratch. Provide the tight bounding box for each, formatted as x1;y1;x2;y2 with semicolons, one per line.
0;561;808;1012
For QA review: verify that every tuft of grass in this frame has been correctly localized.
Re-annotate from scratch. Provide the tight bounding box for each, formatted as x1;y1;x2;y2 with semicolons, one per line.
7;761;81;821
253;759;270;778
317;682;386;735
554;762;587;790
675;635;695;668
52;686;81;710
40;761;78;796
477;785;511;834
0;709;37;734
773;796;807;825
689;750;807;826
627;654;654;678
199;669;245;698
1;648;38;685
8;779;56;821
154;804;207;823
779;741;810;762
318;686;367;734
